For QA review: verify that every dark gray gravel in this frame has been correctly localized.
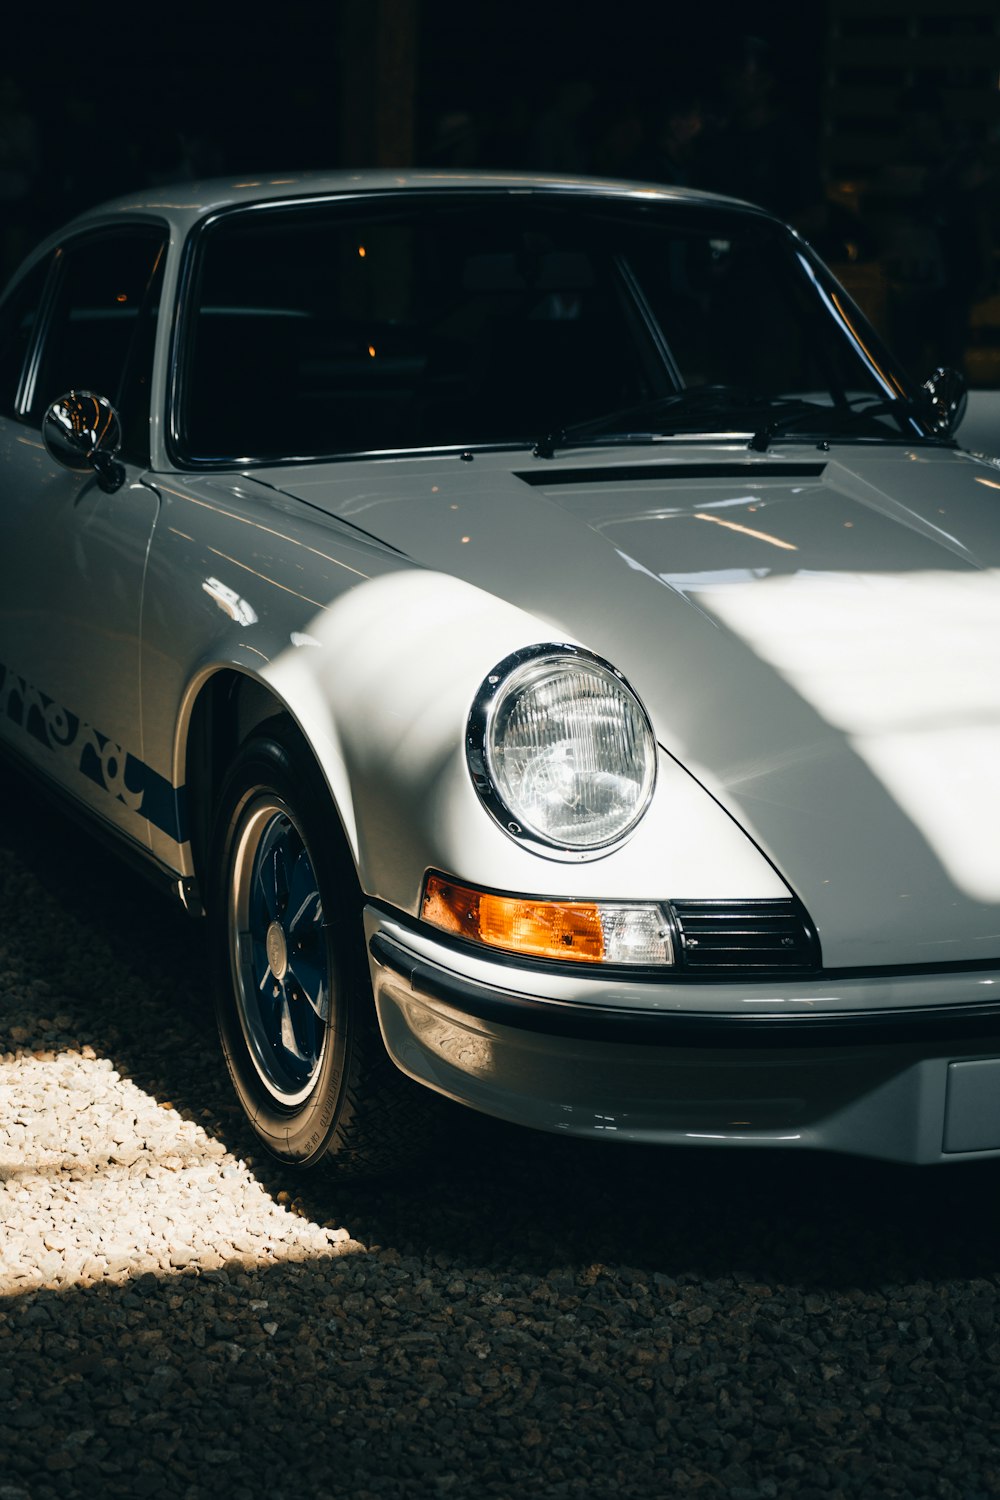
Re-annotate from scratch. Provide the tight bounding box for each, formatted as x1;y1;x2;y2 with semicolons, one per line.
3;769;1000;1499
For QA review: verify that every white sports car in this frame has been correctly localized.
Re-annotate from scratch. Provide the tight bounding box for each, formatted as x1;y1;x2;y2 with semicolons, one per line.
1;170;996;1172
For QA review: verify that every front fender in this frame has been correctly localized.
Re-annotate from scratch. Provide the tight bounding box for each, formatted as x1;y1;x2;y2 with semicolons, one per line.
259;568;788;914
144;479;785;912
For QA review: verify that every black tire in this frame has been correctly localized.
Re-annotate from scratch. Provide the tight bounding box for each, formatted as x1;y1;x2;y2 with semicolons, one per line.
209;717;432;1175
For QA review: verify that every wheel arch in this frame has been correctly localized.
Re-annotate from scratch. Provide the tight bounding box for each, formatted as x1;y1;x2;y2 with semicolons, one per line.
178;664;360;905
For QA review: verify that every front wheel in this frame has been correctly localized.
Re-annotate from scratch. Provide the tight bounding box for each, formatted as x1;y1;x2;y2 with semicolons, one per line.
209;719;432;1175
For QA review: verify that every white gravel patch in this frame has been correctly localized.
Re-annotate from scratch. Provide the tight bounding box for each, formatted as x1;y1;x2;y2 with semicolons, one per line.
5;788;1000;1498
0;1036;356;1294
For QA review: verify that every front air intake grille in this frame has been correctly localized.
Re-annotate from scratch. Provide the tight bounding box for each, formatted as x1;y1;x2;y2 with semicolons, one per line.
670;899;820;974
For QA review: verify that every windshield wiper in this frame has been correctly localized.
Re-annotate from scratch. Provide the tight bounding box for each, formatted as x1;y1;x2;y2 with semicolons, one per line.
748;396;934;452
534;386;779;458
535;388;941;459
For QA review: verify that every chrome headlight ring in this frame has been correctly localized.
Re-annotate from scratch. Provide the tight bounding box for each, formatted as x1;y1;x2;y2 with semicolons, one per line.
466;643;657;860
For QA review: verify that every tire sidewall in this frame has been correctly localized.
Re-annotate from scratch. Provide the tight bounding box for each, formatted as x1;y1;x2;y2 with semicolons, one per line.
209;726;359;1166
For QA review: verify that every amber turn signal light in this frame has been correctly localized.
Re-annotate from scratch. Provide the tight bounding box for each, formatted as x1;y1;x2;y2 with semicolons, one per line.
421;874;674;966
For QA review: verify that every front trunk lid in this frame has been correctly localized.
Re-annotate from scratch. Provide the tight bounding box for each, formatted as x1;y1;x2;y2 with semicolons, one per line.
256;443;1000;967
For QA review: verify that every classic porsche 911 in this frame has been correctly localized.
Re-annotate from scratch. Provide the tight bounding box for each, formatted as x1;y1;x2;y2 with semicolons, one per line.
1;169;997;1173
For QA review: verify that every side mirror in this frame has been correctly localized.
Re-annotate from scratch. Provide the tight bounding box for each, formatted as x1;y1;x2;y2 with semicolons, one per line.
42;391;126;494
922;366;968;439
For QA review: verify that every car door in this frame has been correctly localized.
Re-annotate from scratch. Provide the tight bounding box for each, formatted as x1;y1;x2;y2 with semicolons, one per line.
0;225;167;848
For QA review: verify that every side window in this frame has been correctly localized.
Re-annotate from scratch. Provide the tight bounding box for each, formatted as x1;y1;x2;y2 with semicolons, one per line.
0;257;50;417
29;230;166;464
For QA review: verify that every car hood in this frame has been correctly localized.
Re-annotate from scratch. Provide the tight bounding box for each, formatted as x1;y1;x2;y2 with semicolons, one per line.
257;444;1000;967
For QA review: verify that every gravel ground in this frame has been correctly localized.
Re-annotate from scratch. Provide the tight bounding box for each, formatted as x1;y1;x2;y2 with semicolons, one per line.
4;773;1000;1498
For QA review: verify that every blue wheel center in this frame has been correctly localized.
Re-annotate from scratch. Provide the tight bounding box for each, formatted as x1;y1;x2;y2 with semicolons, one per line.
233;804;331;1103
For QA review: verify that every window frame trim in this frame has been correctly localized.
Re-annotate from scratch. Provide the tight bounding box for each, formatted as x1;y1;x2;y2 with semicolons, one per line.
166;188;927;472
20;220;170;440
165;189;776;471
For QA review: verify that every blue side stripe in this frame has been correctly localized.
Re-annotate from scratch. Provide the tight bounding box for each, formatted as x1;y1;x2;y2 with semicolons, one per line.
0;660;188;844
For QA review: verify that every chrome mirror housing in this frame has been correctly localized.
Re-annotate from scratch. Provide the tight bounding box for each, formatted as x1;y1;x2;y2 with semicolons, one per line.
922;366;968;438
42;391;126;494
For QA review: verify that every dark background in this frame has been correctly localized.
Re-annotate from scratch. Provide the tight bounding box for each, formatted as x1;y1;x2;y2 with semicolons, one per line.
2;0;998;383
2;2;826;181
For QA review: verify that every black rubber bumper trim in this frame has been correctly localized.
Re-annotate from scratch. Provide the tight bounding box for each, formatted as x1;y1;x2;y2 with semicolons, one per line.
370;933;1000;1049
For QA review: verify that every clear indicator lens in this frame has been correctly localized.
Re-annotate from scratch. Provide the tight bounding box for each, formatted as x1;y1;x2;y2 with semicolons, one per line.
599;905;674;964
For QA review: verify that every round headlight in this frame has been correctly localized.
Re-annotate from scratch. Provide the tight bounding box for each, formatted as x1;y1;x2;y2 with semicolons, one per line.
467;645;657;855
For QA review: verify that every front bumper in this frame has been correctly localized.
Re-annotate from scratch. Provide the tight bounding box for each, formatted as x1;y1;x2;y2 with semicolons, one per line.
365;907;1000;1165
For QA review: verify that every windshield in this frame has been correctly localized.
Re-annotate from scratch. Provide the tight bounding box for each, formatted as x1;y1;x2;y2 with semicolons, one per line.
178;193;915;464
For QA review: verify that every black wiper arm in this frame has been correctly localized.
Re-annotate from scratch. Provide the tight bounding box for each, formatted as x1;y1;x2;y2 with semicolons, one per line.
534;426;659;459
534;386;768;459
534;394;688;459
749;396;931;453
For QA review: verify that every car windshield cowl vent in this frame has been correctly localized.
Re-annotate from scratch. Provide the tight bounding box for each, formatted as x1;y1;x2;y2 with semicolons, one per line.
669;899;820;973
516;461;828;487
